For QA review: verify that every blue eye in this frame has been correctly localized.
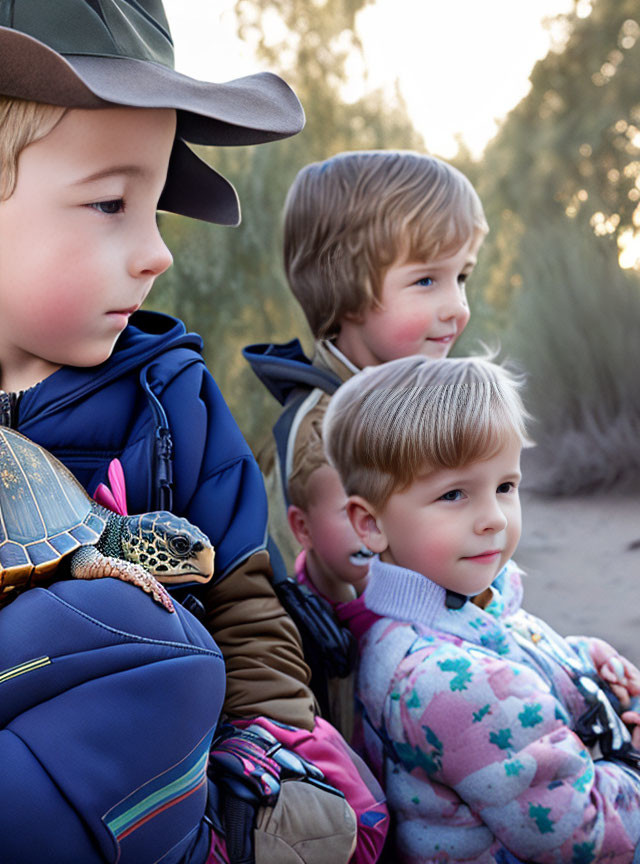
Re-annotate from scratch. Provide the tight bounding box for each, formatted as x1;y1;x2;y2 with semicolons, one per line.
497;482;516;494
440;489;463;501
416;276;433;287
90;199;125;215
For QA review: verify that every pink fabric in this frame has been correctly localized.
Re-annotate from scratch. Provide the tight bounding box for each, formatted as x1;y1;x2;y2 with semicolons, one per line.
238;715;388;864
335;595;379;642
294;550;328;598
206;835;230;864
294;551;379;640
93;458;129;515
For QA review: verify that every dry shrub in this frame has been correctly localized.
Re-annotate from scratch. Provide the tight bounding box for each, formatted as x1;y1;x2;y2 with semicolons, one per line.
504;220;640;495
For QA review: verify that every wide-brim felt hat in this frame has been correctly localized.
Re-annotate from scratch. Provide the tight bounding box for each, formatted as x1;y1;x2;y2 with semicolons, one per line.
0;0;306;224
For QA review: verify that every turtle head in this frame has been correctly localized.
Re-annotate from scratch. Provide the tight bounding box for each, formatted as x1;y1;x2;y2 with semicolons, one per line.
121;512;214;585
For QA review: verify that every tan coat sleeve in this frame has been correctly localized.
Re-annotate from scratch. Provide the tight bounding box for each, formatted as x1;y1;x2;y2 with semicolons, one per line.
203;549;317;730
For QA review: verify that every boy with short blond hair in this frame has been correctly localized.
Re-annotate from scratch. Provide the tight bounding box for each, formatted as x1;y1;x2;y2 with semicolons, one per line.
246;149;488;572
324;354;640;863
284;150;486;344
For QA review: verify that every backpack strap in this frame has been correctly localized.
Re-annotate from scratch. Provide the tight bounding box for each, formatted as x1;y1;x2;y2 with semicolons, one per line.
243;339;342;509
274;365;341;510
251;344;353;709
267;537;357;716
140;363;174;512
272;388;326;510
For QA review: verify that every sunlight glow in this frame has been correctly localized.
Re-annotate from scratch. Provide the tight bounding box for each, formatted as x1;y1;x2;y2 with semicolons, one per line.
352;0;576;156
618;228;640;269
163;0;576;158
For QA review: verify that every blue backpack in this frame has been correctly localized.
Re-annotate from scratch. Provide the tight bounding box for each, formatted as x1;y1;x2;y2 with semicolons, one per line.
0;577;224;864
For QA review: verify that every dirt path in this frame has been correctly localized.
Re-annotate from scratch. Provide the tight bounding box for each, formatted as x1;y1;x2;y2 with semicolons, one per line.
516;488;640;665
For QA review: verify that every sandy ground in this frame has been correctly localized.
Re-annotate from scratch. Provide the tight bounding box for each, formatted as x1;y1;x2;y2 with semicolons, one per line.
516;485;640;665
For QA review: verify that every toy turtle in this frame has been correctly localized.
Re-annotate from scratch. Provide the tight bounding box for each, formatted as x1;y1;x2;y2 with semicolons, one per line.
0;427;214;612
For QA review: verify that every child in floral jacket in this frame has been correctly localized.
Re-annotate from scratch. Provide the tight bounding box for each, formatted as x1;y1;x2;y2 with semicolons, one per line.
324;353;640;864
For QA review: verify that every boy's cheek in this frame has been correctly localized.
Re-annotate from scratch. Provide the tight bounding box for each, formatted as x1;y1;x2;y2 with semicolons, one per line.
402;535;452;576
385;317;435;351
38;306;73;328
458;306;471;334
28;302;83;336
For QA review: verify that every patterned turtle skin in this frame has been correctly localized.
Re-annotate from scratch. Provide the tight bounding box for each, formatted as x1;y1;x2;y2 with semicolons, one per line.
0;427;214;612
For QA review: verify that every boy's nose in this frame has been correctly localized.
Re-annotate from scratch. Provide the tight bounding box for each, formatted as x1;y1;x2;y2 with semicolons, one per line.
474;500;508;534
131;221;173;278
438;283;469;321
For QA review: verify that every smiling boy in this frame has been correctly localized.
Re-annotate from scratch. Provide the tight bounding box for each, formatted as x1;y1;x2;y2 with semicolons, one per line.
333;235;478;368
245;149;487;575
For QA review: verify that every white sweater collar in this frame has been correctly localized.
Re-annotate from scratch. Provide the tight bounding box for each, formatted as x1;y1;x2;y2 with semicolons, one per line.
364;557;447;627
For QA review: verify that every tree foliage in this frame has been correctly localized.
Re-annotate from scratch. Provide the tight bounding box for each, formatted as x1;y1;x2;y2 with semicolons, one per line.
461;0;640;493
471;0;640;316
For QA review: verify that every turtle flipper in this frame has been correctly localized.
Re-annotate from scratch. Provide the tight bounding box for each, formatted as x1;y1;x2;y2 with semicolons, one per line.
70;546;175;613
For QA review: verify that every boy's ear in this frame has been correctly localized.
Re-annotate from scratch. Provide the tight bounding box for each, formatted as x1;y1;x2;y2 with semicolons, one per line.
341;310;364;324
346;496;388;554
287;505;313;551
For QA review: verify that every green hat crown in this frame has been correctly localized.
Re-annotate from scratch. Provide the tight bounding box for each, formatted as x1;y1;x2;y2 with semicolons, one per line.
0;0;174;67
0;0;305;225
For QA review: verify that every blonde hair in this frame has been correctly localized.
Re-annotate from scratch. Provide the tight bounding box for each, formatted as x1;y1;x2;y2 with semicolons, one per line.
324;355;530;509
283;150;488;339
0;97;67;200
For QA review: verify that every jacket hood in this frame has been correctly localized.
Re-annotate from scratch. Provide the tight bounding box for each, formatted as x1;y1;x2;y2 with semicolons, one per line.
19;310;202;425
243;339;341;406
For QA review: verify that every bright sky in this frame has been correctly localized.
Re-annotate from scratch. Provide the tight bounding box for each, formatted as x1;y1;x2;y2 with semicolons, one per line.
163;0;581;157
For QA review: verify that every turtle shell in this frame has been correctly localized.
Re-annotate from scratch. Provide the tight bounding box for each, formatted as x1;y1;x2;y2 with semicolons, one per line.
0;427;106;592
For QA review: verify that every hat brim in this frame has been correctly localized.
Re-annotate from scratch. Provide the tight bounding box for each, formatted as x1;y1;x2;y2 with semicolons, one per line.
0;27;304;223
159;140;240;226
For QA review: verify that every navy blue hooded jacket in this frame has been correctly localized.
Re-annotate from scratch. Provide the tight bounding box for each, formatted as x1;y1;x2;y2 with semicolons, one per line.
7;309;315;728
0;312;285;861
13;310;268;582
0;312;318;861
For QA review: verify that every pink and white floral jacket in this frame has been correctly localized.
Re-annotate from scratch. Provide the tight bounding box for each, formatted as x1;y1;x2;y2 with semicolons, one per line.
357;558;640;864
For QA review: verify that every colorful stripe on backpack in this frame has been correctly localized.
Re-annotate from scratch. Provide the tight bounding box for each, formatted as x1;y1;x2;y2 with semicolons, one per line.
104;731;212;841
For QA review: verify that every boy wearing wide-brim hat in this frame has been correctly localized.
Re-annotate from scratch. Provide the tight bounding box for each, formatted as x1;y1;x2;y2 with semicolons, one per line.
0;2;363;862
